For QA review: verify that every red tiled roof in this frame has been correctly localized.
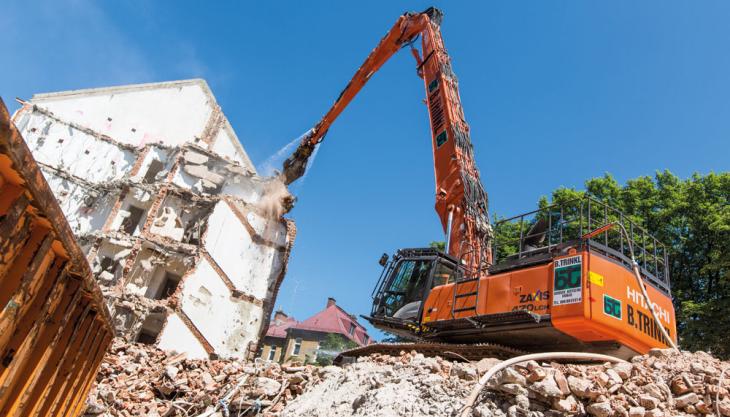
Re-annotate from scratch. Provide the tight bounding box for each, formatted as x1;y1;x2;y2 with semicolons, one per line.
266;316;298;338
290;304;371;346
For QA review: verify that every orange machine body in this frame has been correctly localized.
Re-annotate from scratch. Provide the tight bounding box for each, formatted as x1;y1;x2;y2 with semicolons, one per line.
421;247;676;357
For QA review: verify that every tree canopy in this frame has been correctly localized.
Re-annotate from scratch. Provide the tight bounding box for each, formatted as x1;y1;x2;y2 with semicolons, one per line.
504;171;729;357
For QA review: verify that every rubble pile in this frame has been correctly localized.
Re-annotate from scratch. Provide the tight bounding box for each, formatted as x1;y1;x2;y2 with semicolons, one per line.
83;339;320;417
85;341;730;417
280;349;730;417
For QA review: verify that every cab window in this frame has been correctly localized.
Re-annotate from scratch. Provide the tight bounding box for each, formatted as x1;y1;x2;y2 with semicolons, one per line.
431;261;456;288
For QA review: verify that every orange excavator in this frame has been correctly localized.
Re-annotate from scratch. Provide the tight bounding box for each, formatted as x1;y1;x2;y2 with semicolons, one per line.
282;7;676;360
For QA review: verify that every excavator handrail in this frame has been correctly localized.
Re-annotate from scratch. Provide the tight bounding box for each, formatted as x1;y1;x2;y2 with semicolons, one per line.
492;196;671;293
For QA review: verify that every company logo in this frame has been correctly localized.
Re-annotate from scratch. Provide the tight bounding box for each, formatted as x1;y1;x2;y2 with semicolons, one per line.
626;287;671;324
603;294;622;320
519;290;550;303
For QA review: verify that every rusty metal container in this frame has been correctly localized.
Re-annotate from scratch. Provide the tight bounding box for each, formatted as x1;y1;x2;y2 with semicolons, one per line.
0;98;114;417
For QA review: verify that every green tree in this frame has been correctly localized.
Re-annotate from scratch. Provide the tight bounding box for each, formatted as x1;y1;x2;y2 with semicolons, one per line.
501;172;729;357
314;333;359;366
429;241;446;252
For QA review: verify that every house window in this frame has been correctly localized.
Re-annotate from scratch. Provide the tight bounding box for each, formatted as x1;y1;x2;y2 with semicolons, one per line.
267;347;276;361
292;338;302;356
363;335;369;344
349;323;356;336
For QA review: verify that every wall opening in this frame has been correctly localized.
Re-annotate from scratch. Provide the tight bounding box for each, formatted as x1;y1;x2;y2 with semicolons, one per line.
93;240;131;287
143;159;165;184
126;246;188;299
145;271;182;300
150;195;213;244
136;313;166;345
99;256;119;274
120;205;145;234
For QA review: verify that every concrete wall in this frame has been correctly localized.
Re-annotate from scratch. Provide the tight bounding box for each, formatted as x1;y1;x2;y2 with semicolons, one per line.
12;80;296;360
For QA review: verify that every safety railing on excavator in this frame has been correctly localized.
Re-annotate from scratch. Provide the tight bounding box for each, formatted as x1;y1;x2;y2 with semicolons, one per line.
491;197;670;295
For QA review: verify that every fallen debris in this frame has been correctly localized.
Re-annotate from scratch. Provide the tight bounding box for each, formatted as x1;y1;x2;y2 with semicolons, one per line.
281;348;730;417
85;340;730;417
83;339;321;417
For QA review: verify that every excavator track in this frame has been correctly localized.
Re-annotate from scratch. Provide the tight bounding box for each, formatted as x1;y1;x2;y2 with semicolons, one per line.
334;342;526;365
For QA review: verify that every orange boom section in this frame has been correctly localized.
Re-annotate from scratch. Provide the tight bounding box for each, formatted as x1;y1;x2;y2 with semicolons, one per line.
282;7;492;272
0;98;114;417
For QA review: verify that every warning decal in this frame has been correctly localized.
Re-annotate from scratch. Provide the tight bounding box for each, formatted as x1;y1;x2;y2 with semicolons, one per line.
553;255;582;306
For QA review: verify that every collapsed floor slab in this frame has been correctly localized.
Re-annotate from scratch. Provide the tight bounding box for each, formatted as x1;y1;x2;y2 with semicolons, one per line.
12;79;296;360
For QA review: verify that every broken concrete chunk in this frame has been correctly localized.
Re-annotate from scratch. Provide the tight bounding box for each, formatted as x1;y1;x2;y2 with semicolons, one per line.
629;406;646;417
638;394;659;410
552;394;580;413
586;401;612;417
254;376;281;397
499;367;527;386
183;164;225;185
605;368;623;385
674;392;699;409
499;383;529;396
568;375;599;400
99;270;115;283
183;150;209;165
113;248;132;261
527;367;547;382
612;362;633;380
476;357;501;375
553;370;571;395
531;375;564;398
164;366;179;380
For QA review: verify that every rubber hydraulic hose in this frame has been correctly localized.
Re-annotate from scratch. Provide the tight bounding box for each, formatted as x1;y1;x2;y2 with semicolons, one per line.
614;222;678;351
460;352;627;417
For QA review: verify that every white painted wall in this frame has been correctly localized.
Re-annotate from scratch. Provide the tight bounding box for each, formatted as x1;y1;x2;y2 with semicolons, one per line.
204;201;283;300
40;168;116;236
27;79;255;173
245;209;287;243
30;82;213;149
180;257;264;358
19;111;136;184
157;313;209;359
211;122;255;171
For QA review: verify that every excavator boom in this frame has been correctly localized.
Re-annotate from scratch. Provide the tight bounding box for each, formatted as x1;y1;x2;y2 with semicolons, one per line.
282;7;491;270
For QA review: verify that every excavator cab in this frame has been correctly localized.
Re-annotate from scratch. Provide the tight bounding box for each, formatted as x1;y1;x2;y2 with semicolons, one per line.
368;248;459;339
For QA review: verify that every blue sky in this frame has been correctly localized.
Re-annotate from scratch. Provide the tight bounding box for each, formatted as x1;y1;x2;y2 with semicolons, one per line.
3;1;729;340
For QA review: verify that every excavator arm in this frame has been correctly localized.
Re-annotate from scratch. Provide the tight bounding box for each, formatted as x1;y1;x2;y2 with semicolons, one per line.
282;7;492;270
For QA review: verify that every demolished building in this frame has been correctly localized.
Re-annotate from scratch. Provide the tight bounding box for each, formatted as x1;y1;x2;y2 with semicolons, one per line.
11;79;296;360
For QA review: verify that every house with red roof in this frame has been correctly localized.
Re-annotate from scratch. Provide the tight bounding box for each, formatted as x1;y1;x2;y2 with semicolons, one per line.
259;298;371;364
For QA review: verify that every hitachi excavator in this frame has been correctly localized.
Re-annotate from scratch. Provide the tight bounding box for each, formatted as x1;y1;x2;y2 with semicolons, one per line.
282;7;677;360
